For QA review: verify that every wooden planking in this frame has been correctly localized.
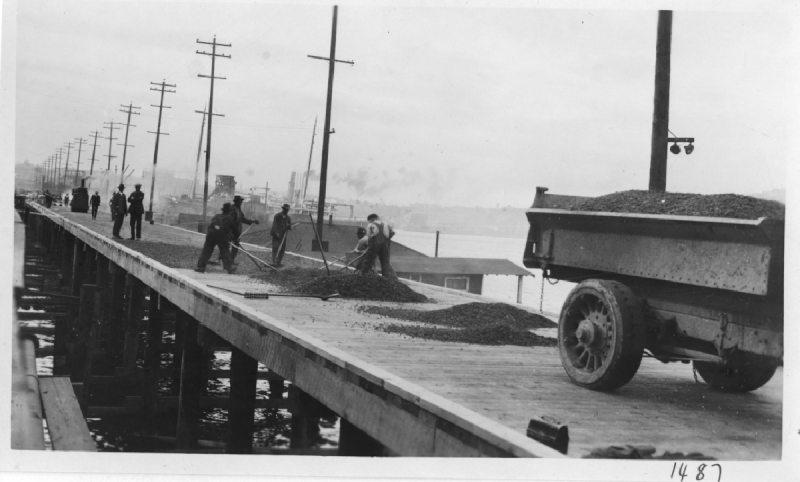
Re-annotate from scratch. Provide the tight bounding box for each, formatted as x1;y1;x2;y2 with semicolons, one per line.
38;376;96;451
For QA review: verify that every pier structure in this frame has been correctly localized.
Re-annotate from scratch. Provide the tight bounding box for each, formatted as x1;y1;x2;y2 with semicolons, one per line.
11;201;783;459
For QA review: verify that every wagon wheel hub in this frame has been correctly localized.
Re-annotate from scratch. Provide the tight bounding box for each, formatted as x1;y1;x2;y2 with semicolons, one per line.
576;319;604;350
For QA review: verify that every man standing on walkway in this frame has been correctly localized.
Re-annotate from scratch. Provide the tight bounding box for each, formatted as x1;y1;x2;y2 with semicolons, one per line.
195;203;238;274
361;213;398;281
230;195;259;263
127;183;145;240
111;184;127;239
90;191;101;219
270;203;292;267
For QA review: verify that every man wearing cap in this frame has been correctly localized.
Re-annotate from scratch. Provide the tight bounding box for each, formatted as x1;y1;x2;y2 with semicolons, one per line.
270;203;292;267
229;195;259;263
111;183;128;239
90;191;101;220
127;183;146;240
195;203;238;274
361;213;398;281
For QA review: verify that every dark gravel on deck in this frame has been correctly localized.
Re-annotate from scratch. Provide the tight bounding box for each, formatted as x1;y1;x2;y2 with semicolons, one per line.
292;273;430;302
362;302;557;347
571;190;785;220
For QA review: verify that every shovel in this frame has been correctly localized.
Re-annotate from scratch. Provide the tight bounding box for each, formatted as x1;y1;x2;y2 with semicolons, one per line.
208;285;340;301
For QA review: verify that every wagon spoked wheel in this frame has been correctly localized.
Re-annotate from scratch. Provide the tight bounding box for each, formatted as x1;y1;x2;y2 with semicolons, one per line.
558;279;645;391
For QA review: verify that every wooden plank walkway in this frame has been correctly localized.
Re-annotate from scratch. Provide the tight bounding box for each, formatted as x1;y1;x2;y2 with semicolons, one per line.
36;205;782;459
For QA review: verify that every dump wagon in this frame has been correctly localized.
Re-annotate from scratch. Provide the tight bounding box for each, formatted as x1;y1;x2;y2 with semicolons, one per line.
523;187;783;392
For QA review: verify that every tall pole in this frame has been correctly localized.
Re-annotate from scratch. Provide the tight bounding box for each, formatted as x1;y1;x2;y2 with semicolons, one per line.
147;80;176;223
196;36;231;229
308;6;354;238
119;103;141;184
73;137;86;185
192;105;207;200
88;131;100;176
303;116;318;200
649;10;672;192
62;142;73;188
55;148;63;192
104;121;119;171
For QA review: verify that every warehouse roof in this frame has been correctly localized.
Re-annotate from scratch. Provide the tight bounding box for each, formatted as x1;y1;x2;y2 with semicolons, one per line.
391;257;533;276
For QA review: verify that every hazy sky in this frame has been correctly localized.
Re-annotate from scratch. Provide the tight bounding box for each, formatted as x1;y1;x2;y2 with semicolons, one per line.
11;0;799;207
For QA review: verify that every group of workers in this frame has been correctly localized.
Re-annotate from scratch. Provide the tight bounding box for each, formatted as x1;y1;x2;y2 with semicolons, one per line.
194;195;265;275
194;200;398;281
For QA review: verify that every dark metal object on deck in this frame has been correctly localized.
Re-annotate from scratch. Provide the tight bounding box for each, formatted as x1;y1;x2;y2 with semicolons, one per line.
526;416;569;455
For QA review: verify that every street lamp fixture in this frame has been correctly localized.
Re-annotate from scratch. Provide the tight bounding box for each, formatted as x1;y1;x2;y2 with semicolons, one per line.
667;137;695;155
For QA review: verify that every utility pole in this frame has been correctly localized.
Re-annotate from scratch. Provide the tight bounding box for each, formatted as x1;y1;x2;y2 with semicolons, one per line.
649;10;672;192
104;121;119;171
73;137;86;185
119;103;141;184
62;142;73;188
308;5;354;239
147;80;176;223
192;105;207;200
55;148;64;192
196;36;231;230
88;130;100;176
303;116;318;200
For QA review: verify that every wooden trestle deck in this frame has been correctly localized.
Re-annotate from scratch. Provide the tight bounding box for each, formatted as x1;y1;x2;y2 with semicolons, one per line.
28;204;782;459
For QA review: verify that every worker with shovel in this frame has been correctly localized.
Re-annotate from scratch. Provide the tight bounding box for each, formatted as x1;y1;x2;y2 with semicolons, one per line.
195;203;238;274
270;203;292;267
360;213;398;281
230;195;259;264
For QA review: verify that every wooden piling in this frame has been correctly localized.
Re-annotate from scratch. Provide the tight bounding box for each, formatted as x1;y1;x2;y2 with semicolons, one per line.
288;385;332;450
142;290;164;420
226;347;258;454
108;263;127;364
74;285;100;411
60;234;74;293
175;311;205;451
122;274;144;378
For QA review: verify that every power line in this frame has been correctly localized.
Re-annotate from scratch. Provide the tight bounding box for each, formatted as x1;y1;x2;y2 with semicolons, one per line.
103;121;119;171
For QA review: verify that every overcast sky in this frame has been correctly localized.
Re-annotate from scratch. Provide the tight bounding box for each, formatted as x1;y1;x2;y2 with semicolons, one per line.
11;0;799;207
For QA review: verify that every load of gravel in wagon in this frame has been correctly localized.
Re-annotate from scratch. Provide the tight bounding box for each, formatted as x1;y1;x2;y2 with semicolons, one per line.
570;190;784;220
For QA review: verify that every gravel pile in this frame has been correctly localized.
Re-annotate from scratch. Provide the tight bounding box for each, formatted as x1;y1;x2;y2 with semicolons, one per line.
571;190;785;220
363;302;557;347
294;273;429;302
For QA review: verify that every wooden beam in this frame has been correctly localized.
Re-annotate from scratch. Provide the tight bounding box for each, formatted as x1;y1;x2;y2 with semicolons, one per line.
39;377;96;451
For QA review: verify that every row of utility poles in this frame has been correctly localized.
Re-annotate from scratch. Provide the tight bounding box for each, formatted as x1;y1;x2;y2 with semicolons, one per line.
38;5;347;241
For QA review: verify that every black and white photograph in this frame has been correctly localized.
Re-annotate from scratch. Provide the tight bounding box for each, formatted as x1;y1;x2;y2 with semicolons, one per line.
3;0;798;481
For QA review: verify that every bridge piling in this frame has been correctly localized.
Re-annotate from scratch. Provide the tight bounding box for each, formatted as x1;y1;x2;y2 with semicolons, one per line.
175;311;205;451
226;347;259;454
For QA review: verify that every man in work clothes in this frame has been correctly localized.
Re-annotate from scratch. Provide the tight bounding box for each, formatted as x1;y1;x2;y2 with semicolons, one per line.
195;203;238;274
229;195;259;263
349;227;369;272
270;203;292;267
64;193;70;207
361;214;398;281
90;191;101;219
127;183;145;240
111;184;128;240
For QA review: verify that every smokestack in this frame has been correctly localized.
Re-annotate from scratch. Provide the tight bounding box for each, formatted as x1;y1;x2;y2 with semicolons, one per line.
287;172;296;204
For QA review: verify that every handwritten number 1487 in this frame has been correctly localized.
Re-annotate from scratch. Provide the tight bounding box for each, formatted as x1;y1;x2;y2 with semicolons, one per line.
671;462;721;482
